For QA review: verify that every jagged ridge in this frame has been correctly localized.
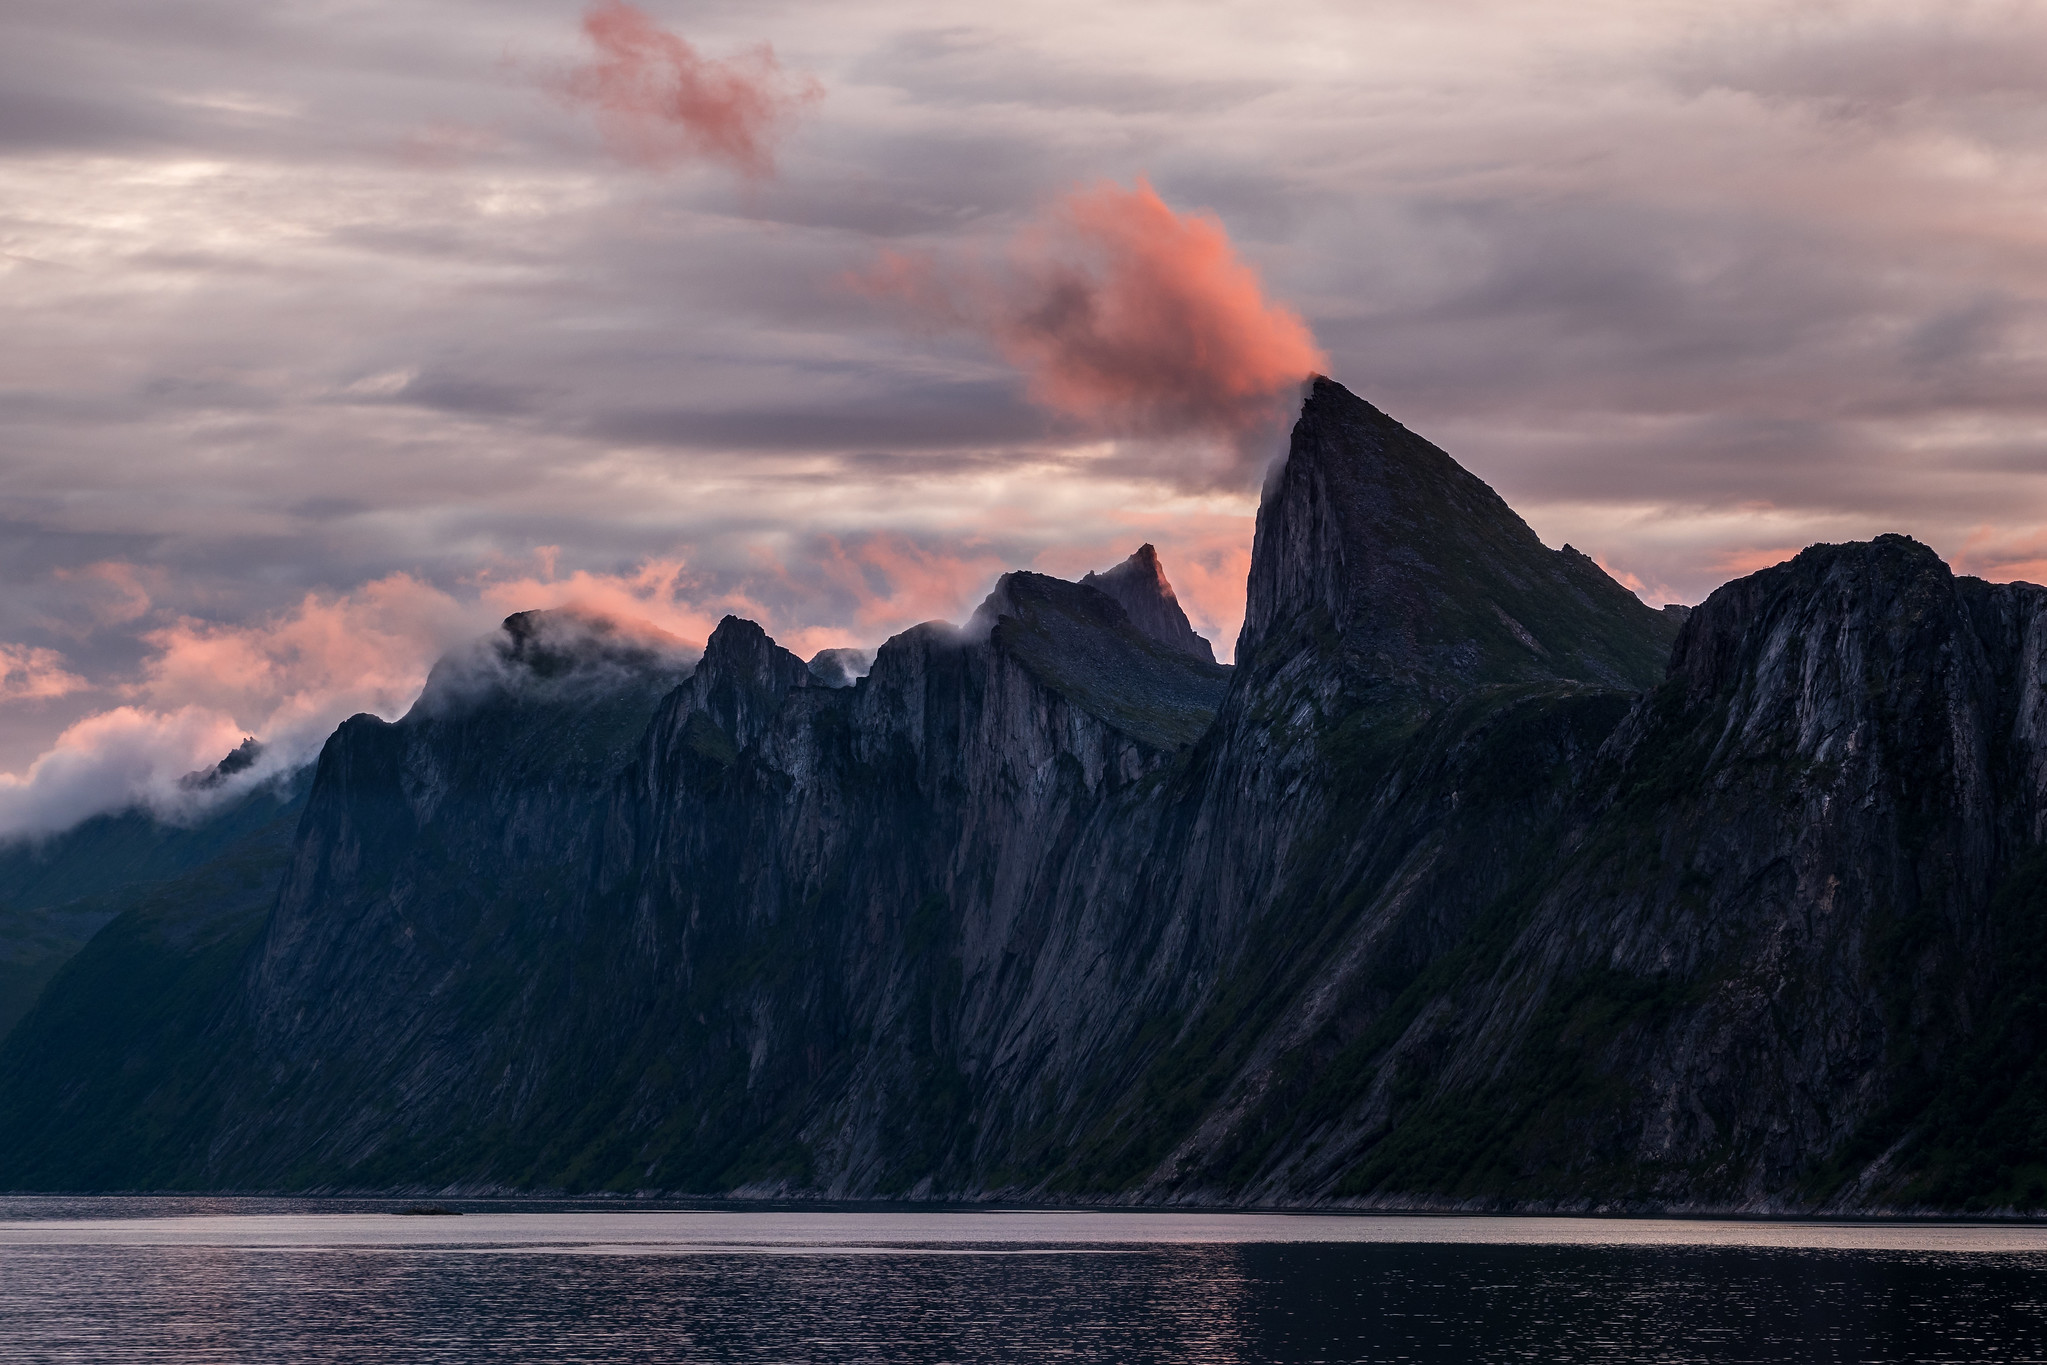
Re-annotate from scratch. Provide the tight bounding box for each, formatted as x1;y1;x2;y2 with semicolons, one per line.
3;380;2043;1214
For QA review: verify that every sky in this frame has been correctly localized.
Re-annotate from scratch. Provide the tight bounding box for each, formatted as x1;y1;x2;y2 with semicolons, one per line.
4;0;2047;834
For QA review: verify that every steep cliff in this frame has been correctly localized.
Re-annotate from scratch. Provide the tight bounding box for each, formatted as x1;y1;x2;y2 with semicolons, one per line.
1269;535;2047;1212
4;378;2041;1212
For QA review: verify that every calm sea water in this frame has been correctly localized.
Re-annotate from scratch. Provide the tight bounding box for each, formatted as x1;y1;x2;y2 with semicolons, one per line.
3;1199;2046;1363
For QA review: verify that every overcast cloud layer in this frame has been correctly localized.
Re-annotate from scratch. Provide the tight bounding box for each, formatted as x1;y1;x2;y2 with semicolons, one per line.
4;0;2047;832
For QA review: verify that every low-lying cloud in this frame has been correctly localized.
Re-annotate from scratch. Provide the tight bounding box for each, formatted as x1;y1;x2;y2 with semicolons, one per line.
0;575;480;842
554;0;821;179
0;705;251;841
854;178;1325;485
0;530;1233;840
135;573;480;760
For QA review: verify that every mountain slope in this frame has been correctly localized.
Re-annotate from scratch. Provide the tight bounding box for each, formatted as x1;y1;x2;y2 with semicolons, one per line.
0;776;309;1185
0;753;308;1041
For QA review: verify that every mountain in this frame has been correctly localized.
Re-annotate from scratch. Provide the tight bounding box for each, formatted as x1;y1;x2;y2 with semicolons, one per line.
1;377;2040;1212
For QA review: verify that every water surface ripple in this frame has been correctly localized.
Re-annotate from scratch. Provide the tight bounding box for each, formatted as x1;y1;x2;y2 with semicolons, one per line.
3;1201;2044;1363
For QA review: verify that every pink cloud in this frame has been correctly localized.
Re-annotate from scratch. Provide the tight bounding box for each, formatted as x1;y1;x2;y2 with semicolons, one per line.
1583;552;1689;611
555;0;821;179
0;644;87;704
134;573;478;758
1953;525;2047;587
45;560;159;636
809;532;1009;631
1710;546;1804;579
477;538;1015;662
393;119;504;171
0;527;1263;840
473;557;736;646
0;565;722;838
853;178;1325;479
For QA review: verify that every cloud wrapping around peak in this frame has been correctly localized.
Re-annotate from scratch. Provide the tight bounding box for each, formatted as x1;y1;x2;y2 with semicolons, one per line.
0;524;1244;840
0;705;250;841
853;178;1326;486
415;604;698;716
0;574;483;841
555;0;822;178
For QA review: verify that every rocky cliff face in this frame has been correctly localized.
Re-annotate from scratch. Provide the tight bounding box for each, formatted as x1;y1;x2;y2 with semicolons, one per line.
1149;530;2047;1210
5;377;2044;1211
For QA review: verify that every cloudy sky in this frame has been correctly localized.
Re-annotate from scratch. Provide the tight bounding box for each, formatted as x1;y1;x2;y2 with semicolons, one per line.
4;0;2047;833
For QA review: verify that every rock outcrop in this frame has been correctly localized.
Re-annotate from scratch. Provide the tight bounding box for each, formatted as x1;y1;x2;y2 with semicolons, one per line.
1081;544;1217;663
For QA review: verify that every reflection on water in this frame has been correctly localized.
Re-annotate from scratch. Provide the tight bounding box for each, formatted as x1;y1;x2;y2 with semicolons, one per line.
3;1202;2047;1363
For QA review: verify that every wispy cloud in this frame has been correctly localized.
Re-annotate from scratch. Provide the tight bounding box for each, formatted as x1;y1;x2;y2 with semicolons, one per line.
551;0;821;179
0;645;87;704
0;706;250;841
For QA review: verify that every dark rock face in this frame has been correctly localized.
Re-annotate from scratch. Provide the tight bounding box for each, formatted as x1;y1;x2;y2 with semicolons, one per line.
1194;531;2047;1211
181;737;264;791
6;378;2046;1212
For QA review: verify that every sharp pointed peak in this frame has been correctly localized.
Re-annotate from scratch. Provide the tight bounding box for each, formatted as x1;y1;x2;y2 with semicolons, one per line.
1081;545;1217;664
1241;375;1677;692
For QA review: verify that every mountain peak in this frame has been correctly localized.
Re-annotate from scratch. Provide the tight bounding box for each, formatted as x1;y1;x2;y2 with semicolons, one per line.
1081;545;1216;664
679;615;816;753
1238;376;1675;696
968;570;1230;750
414;607;695;716
1669;533;1951;706
499;607;692;679
178;737;265;792
807;647;872;688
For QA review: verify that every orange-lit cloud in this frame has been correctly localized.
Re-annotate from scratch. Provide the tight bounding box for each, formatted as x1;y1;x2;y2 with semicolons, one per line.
46;560;158;636
809;532;1009;630
0;528;1256;839
556;0;821;179
1;574;507;837
481;537;1013;662
473;557;735;646
134;573;479;756
854;178;1324;477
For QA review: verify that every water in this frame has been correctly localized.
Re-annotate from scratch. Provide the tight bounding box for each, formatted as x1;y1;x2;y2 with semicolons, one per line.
3;1199;2047;1362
